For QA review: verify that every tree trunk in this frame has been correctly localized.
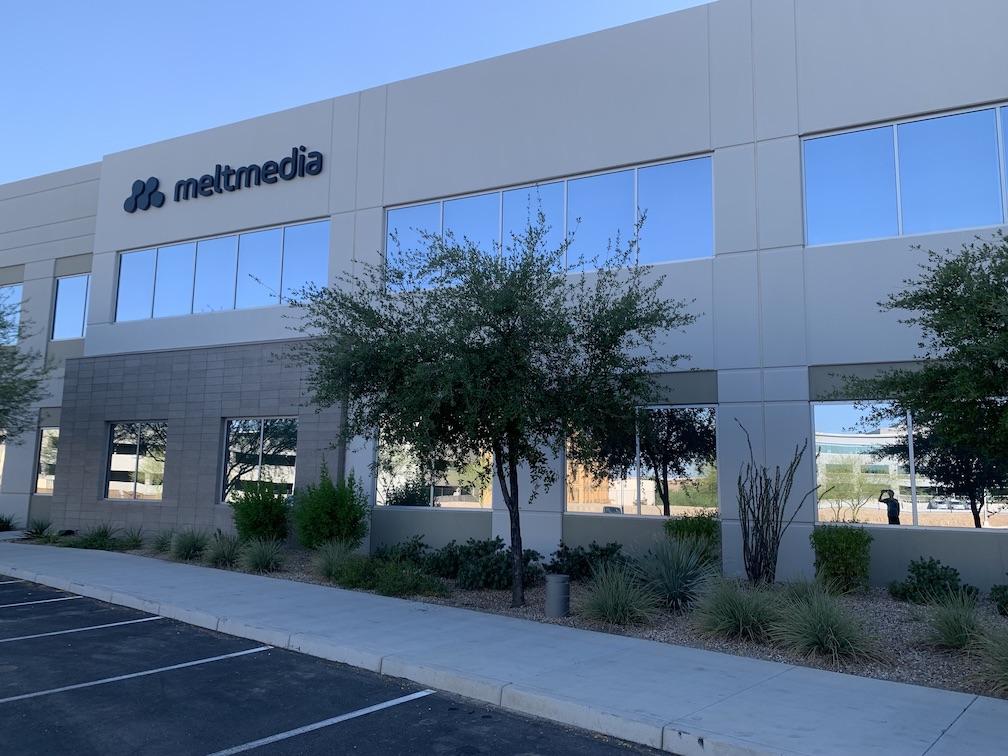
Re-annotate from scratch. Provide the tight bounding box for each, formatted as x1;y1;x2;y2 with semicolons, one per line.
493;435;525;608
659;459;670;517
969;495;983;528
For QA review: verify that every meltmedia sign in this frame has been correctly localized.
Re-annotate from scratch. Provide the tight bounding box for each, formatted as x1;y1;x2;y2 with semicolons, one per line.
124;146;324;213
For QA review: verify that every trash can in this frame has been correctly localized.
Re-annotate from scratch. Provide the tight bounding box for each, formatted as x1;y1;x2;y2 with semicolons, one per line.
545;573;570;618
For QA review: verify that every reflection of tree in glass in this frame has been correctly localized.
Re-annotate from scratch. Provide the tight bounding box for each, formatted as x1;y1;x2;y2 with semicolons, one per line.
222;418;297;501
39;430;58;477
818;454;887;522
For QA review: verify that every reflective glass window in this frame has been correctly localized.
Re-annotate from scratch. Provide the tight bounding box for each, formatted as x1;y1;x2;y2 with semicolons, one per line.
222;417;297;501
566;170;634;268
193;236;238;313
804;126;898;245
153;242;195;318
35;428;59;494
106;421;166;500
502;182;565;259
237;228;282;308
0;284;23;345
898;109;1003;234
387;203;441;258
280;221;329;303
116;250;156;321
443;192;500;253
637;158;713;264
52;275;90;339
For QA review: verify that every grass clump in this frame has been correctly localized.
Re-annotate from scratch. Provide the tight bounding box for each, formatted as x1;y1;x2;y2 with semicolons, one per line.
312;539;356;581
231;481;290;542
71;523;121;551
971;627;1008;697
206;532;244;568
240;537;285;573
633;538;714;611
332;555;381;590
580;562;658;626
692;577;779;643
121;527;144;550
663;510;721;565
24;518;53;539
0;513;18;531
171;528;210;561
371;561;446;597
990;582;1008;617
809;525;873;593
769;582;880;663
152;530;174;554
927;590;983;650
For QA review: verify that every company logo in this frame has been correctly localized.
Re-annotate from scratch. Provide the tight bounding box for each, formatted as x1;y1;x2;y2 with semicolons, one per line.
123;177;166;213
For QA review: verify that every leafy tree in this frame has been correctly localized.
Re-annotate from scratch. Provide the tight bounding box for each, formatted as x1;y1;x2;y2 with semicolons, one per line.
842;233;1008;527
818;455;887;522
290;211;696;606
0;293;51;446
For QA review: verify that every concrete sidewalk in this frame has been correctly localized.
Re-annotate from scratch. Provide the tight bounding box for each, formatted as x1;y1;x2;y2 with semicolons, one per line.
0;539;1004;755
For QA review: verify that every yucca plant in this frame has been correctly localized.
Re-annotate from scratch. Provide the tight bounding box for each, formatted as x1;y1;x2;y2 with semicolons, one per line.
206;532;244;568
769;585;880;663
73;523;120;550
692;576;780;643
121;526;144;550
171;528;210;561
312;539;356;582
24;518;53;539
580;562;658;626
633;537;715;612
0;513;20;531
928;590;982;650
240;537;285;573
152;530;174;554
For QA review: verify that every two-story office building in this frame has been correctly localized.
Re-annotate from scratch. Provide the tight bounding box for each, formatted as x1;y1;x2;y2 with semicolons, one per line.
2;0;1007;587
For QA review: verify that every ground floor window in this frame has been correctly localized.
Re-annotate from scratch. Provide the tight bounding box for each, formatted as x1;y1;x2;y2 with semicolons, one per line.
106;422;166;500
375;436;492;508
222;418;297;502
35;428;58;494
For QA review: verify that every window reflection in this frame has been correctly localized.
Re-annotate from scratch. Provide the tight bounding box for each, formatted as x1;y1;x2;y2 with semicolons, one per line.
52;275;90;340
35;428;58;494
237;228;282;309
637;157;713;263
281;221;329;302
106;421;166;500
375;434;491;508
387;203;440;257
502;182;564;259
193;236;238;313
116;250;156;321
443;192;500;252
153;243;195;318
567;170;634;268
222;417;297;501
0;284;23;345
898;109;1002;234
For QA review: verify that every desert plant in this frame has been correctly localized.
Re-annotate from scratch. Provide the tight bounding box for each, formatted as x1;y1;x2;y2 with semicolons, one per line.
692;576;780;643
240;537;285;573
971;627;1008;697
312;539;356;581
373;534;429;567
292;464;369;550
633;538;715;611
546;541;625;582
371;561;446;598
888;557;963;604
0;513;18;531
991;582;1008;617
580;562;658;626
206;532;244;568
332;555;382;590
383;476;431;507
231;480;290;542
24;518;53;539
455;537;542;590
423;540;462;579
171;528;210;561
40;531;61;545
152;530;174;554
663;510;721;566
71;522;120;550
780;576;839;604
809;525;874;593
769;584;880;663
121;526;144;550
928;590;983;650
736;423;817;585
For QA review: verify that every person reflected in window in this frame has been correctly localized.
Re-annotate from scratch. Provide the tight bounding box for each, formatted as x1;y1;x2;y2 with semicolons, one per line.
880;488;901;525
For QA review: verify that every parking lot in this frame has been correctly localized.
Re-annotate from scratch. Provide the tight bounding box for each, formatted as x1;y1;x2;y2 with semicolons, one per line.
0;576;661;756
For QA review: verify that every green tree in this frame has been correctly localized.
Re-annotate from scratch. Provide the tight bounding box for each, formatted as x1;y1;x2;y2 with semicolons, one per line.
290;212;696;606
818;456;887;522
0;294;50;446
842;233;1008;528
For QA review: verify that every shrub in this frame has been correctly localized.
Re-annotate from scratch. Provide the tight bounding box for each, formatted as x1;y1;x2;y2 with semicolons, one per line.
888;557;963;604
372;561;446;598
152;530;174;554
206;532;244;568
454;537;542;590
991;583;1008;617
928;590;982;650
580;562;658;626
71;523;121;551
373;534;429;567
240;537;285;573
171;528;210;561
424;540;462;579
972;627;1008;697
384;477;431;507
780;576;838;604
24;518;53;539
231;481;290;542
332;555;382;590
664;510;721;566
312;539;356;581
633;538;715;611
546;541;624;582
0;513;18;531
769;584;880;663
121;527;144;550
809;525;874;593
292;464;369;550
692;577;780;643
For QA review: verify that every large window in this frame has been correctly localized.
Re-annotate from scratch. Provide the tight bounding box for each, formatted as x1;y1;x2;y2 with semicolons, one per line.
52;274;90;339
804;107;1008;245
35;428;58;494
0;284;23;345
222;418;298;502
387;156;713;269
115;220;328;322
106;422;166;500
375;435;491;509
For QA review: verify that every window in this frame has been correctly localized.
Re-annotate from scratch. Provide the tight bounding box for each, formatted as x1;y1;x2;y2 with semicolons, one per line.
52;275;90;339
566;170;634;268
222;418;297;502
637;158;713;264
35;428;58;494
502;182;565;258
375;433;491;508
0;284;24;345
115;220;329;322
106;422;166;500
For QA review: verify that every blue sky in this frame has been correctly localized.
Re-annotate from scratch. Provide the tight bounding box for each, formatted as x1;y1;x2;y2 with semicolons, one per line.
0;1;706;186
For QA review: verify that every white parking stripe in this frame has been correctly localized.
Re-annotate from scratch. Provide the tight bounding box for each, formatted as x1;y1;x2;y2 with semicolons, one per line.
0;580;22;585
0;646;271;704
206;689;437;756
0;615;164;644
0;596;82;609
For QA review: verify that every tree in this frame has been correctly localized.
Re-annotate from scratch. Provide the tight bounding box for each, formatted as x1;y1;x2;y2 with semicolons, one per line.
841;233;1008;527
290;211;696;606
0;293;50;446
818;455;888;522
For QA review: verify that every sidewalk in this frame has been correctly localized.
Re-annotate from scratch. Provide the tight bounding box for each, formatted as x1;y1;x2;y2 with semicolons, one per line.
1;539;1004;755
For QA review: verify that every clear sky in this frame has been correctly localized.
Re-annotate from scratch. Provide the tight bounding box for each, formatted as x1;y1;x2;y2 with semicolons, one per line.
0;0;708;186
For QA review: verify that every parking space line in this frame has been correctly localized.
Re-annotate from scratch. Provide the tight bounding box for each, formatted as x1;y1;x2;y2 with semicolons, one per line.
0;596;83;609
0;646;271;704
0;616;164;644
206;689;436;756
0;580;22;585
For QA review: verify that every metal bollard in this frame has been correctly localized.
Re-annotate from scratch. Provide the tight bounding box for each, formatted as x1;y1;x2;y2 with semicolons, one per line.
545;573;570;618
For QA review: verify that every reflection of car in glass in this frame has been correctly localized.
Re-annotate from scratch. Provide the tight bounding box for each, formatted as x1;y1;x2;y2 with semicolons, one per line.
602;506;623;514
927;499;949;510
928;498;967;510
